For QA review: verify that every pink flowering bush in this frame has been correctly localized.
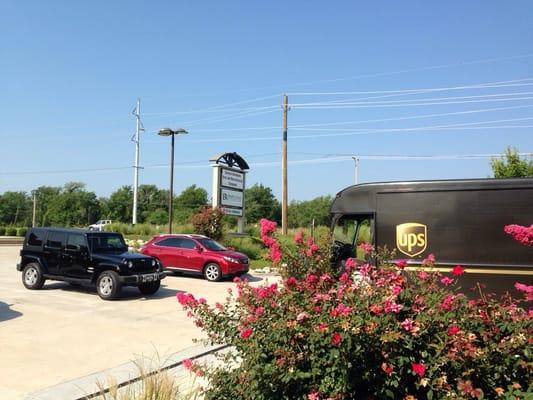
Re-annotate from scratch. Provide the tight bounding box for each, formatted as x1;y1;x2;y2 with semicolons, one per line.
259;218;335;279
504;224;533;246
178;220;532;399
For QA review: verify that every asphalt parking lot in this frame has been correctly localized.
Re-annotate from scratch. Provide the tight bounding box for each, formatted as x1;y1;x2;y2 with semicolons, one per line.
0;245;274;399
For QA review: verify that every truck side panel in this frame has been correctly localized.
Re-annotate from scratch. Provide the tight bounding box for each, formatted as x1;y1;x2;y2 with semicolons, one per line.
376;188;533;267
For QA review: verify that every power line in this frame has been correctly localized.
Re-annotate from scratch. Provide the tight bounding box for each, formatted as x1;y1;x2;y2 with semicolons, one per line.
287;78;533;96
291;95;533;110
289;90;533;107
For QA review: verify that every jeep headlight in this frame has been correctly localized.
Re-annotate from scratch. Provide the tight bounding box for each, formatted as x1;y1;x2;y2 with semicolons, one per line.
224;256;239;263
151;259;156;267
127;261;133;269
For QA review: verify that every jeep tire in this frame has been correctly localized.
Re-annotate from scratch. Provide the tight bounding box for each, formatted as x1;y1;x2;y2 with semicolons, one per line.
204;262;222;282
22;262;45;290
96;271;121;300
138;280;160;295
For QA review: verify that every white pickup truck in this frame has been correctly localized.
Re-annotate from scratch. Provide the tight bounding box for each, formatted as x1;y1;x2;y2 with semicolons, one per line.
88;219;113;231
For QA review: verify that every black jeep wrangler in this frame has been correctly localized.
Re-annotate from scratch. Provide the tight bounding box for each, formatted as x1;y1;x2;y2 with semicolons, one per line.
17;227;166;300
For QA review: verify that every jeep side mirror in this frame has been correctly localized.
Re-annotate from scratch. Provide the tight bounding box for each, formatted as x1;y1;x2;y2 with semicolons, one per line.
196;245;204;253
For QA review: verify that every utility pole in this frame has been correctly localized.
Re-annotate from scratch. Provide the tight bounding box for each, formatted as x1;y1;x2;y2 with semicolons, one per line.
132;98;142;225
282;94;289;235
32;194;37;227
352;156;359;185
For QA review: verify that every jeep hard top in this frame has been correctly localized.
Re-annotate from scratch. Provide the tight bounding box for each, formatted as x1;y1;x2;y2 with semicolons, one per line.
17;227;166;300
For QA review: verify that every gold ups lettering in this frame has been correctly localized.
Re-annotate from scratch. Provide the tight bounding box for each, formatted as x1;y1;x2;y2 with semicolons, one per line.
396;223;427;257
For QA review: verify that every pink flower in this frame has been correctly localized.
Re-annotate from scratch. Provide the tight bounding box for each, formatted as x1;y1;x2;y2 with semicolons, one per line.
345;257;358;271
182;358;193;370
269;243;282;262
447;325;460;335
240;328;253;339
383;298;403;313
294;230;304;245
400;318;415;332
440;276;454;286
417;271;429;280
504;224;533;246
440;294;456;311
395;259;408;269
422;253;435;265
259;218;277;237
452;265;465;276
331;332;342;346
286;276;298;287
255;306;265;316
358;242;374;254
411;362;426;377
369;304;383;315
317;322;329;332
308;390;320;400
297;312;310;321
514;282;533;293
381;362;394;375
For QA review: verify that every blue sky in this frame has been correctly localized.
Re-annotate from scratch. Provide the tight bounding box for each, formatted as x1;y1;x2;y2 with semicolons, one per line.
1;1;532;200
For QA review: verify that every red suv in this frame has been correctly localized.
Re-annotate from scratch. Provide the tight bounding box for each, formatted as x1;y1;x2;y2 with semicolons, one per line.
140;234;249;282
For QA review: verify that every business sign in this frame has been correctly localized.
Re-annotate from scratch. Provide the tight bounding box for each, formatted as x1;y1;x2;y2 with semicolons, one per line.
396;222;427;257
221;207;243;216
221;168;244;190
221;188;244;208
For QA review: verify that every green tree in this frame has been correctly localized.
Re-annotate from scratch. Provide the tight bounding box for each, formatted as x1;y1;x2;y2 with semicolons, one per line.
174;185;208;224
491;146;533;178
107;185;133;223
288;195;333;228
137;184;168;223
32;186;61;227
46;182;99;226
244;183;280;223
0;191;31;226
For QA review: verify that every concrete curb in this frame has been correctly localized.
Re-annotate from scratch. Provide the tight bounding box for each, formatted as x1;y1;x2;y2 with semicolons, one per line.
23;343;228;400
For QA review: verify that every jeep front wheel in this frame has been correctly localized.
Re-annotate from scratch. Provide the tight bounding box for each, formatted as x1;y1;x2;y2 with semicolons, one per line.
138;280;160;295
96;271;121;300
22;263;45;290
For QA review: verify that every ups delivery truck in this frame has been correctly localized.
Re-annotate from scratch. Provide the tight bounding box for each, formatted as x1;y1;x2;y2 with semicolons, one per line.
330;178;533;296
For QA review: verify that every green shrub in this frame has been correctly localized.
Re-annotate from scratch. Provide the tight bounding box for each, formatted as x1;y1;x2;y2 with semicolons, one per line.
223;236;264;260
0;227;5;236
105;222;133;235
17;227;28;237
132;224;155;236
5;227;17;236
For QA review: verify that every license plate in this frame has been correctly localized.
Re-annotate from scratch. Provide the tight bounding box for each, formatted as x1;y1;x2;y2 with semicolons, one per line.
141;273;159;283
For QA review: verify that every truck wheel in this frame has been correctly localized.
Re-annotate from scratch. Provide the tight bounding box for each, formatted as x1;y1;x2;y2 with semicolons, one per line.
138;280;160;295
204;263;222;282
96;271;121;300
22;263;45;290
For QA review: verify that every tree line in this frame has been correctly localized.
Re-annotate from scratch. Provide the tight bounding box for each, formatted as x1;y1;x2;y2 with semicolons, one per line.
1;147;530;228
0;182;333;229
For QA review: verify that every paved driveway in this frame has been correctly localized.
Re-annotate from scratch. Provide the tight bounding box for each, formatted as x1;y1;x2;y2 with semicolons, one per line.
0;246;274;399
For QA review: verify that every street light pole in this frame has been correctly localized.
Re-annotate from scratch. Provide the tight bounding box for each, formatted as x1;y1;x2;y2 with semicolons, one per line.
168;133;175;234
158;128;188;235
352;156;359;185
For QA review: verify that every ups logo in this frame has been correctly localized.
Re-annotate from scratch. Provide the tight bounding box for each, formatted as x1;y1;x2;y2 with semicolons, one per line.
396;223;427;257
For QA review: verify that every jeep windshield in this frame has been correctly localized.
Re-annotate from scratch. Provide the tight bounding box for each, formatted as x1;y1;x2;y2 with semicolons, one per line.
88;233;128;253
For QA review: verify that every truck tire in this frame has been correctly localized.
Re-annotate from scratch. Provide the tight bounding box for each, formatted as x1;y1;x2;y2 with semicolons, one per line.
138;280;160;295
204;263;222;282
96;271;121;300
22;262;45;290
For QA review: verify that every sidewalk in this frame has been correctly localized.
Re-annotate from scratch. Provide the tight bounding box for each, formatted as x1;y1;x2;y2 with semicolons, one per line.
24;343;228;400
